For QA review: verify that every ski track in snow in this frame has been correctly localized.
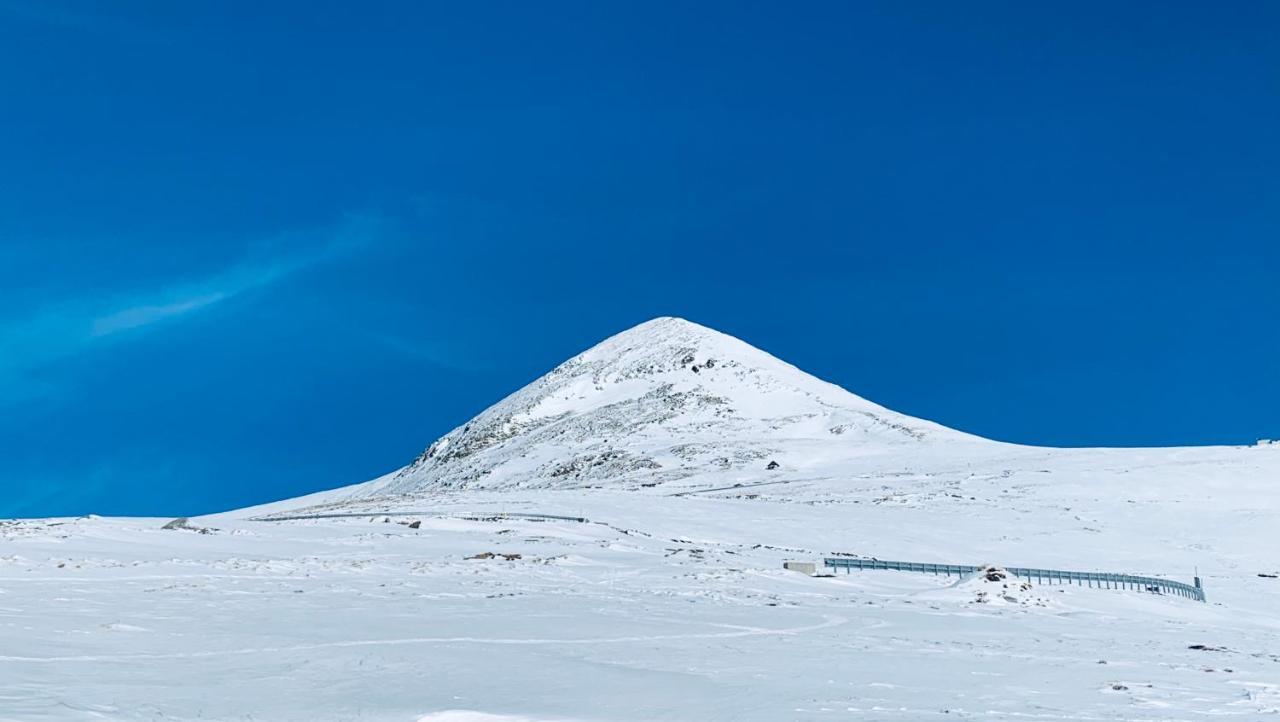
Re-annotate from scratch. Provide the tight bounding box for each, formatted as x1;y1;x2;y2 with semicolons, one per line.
0;615;849;663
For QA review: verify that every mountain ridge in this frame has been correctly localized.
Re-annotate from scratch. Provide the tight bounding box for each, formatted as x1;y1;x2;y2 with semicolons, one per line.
352;316;986;498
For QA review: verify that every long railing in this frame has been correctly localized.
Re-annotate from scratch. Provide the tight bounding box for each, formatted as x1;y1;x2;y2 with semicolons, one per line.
824;557;1205;602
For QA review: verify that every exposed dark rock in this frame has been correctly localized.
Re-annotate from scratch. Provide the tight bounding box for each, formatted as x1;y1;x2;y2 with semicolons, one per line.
162;517;216;534
466;552;522;561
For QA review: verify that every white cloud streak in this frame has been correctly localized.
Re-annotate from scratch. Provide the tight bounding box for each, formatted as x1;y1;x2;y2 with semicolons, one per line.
90;292;230;337
0;217;382;401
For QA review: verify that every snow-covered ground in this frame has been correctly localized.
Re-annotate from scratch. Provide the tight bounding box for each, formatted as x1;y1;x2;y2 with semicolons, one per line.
3;318;1278;720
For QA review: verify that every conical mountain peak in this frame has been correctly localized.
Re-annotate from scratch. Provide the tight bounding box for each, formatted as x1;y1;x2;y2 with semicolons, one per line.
354;318;980;498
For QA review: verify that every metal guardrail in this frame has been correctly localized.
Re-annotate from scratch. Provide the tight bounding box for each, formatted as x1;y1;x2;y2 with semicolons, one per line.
824;557;1205;602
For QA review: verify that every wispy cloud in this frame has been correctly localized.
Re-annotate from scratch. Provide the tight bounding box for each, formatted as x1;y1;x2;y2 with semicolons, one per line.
0;216;382;402
86;218;373;338
91;292;229;337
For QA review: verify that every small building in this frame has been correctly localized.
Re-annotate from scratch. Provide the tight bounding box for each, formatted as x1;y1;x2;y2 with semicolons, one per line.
783;561;817;575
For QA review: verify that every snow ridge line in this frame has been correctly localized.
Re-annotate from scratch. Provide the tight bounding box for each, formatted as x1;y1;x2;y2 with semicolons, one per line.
248;511;589;523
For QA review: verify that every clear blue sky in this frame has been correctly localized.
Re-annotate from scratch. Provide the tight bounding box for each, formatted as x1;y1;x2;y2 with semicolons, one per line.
2;1;1277;518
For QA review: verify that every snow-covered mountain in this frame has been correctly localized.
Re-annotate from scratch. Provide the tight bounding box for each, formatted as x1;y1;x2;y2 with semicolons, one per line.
7;317;1280;721
357;317;984;498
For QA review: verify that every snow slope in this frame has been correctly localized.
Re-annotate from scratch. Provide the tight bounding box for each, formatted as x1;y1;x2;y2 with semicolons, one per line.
352;317;984;499
3;317;1279;721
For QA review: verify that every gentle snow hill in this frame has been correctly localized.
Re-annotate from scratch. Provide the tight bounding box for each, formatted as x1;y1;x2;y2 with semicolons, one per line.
349;317;990;499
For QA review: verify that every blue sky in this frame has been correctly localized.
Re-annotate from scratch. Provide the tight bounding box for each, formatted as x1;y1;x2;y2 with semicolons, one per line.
1;1;1277;518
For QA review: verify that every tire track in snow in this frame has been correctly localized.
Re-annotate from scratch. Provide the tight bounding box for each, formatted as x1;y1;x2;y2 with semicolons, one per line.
0;614;848;663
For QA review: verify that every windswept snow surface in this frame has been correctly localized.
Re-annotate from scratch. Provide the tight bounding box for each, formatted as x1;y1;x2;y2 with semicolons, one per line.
3;317;1280;721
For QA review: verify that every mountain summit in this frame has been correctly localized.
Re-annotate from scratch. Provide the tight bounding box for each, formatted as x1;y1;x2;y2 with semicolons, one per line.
355;317;981;497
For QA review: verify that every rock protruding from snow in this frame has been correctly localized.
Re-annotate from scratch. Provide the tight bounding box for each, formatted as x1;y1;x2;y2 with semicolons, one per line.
356;317;983;497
